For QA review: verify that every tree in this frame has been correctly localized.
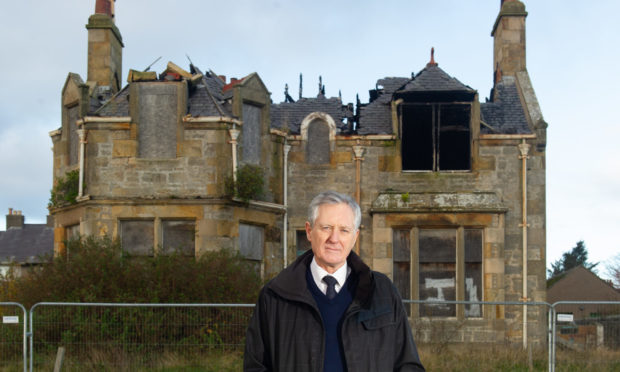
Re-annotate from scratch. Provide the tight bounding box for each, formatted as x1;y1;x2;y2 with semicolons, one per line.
547;240;598;280
605;254;620;289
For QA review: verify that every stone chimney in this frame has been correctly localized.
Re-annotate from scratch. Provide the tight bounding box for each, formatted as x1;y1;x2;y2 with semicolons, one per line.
86;0;123;93
491;0;527;82
6;208;25;229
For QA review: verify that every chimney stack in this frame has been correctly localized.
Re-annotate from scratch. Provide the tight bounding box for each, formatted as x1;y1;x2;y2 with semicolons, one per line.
95;0;115;19
86;0;123;93
491;0;527;80
6;208;25;229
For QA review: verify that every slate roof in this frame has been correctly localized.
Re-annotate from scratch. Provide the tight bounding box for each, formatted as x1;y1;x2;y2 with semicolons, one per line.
400;64;475;93
356;77;409;135
271;95;352;134
92;66;234;118
357;65;475;135
480;76;531;134
188;70;233;117
0;225;53;264
94;85;130;116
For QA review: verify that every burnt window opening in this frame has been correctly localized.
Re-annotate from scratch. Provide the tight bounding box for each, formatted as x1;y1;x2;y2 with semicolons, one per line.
401;103;471;171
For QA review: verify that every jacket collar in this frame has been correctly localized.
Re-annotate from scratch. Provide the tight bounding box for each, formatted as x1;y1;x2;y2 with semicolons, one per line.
269;250;375;309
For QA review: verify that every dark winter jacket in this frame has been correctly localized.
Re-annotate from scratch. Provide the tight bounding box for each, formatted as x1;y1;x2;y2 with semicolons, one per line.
244;250;425;371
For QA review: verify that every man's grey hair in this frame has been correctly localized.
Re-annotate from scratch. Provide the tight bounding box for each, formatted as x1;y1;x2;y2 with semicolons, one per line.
307;191;361;230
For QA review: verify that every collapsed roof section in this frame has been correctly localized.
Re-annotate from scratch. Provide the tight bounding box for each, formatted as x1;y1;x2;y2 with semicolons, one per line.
87;57;531;136
92;62;235;118
271;95;354;135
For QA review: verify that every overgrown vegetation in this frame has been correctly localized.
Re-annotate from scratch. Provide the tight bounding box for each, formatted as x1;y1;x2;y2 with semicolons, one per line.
225;164;264;202
0;235;261;369
605;253;620;289
49;169;80;208
1;235;261;306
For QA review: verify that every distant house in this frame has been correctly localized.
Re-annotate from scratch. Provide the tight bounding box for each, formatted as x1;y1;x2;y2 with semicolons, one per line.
0;209;54;277
548;266;620;320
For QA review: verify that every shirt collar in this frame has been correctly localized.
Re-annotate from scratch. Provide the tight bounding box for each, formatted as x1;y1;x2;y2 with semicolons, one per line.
310;256;350;294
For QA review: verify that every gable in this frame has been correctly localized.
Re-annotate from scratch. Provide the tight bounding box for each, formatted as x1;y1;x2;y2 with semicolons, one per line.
62;73;84;106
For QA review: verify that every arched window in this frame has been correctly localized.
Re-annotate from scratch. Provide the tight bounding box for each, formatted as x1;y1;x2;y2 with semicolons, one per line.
306;119;330;164
300;112;336;165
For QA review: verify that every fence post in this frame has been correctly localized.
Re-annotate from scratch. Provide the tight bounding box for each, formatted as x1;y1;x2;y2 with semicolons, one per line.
548;305;555;372
0;302;27;372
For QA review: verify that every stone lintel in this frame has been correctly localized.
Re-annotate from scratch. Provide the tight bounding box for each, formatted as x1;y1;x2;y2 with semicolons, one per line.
370;192;507;214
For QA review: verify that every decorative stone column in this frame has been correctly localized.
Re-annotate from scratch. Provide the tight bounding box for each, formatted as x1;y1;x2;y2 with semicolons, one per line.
518;139;531;350
77;129;88;199
228;127;240;183
352;141;365;255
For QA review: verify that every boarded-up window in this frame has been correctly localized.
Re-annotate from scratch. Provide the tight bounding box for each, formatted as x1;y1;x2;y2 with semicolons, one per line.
67;105;80;165
121;220;154;256
296;230;311;257
393;229;411;315
138;84;177;159
401;103;470;171
419;229;456;317
464;229;483;317
242;103;262;165
239;223;264;261
306;119;330;164
240;223;264;275
65;224;80;240
162;220;195;256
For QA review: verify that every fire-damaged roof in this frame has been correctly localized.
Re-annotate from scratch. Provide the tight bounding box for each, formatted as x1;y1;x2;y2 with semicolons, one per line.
480;76;531;134
356;63;476;135
92;64;233;118
271;95;353;134
356;77;409;135
187;69;233;117
0;224;53;265
87;59;531;136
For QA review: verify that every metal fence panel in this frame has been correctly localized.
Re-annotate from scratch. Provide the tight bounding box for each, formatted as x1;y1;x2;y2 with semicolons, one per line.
550;301;620;372
405;300;551;371
29;303;253;371
0;302;27;372
23;300;620;371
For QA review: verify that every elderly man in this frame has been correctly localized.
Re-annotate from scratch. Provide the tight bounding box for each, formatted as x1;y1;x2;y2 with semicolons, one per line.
244;191;425;371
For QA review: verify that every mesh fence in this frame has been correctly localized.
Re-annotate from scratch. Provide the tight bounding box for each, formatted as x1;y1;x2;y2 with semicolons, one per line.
0;302;27;372
1;300;618;371
551;301;620;372
28;303;253;371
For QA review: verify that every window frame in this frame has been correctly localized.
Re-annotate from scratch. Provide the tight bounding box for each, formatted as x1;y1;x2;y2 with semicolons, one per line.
239;222;266;277
399;102;473;172
392;226;484;319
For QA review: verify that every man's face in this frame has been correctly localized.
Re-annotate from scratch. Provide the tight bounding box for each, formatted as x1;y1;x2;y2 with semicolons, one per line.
305;203;359;273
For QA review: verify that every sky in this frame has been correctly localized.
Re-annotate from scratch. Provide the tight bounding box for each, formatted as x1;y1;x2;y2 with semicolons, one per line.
1;0;619;278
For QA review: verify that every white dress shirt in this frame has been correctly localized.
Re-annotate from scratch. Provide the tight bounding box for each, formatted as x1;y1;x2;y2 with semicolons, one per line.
310;257;351;295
